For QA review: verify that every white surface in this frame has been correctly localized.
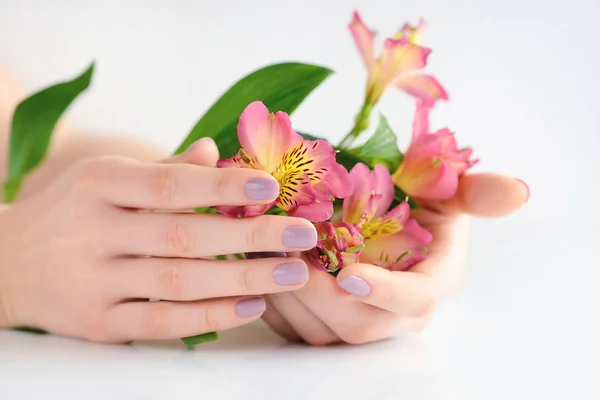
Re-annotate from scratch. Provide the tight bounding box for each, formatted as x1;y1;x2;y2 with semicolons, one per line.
1;0;599;399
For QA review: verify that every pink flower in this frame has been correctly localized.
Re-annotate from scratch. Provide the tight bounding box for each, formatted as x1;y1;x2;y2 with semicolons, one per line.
307;222;364;272
216;101;353;222
392;99;478;199
349;11;448;105
344;163;432;271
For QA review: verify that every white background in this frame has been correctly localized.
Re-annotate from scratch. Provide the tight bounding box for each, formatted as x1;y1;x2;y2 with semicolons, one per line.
1;0;599;399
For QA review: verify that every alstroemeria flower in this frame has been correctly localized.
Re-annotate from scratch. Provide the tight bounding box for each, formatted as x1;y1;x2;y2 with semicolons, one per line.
344;163;432;271
307;222;364;272
349;11;448;105
216;101;353;222
392;99;478;199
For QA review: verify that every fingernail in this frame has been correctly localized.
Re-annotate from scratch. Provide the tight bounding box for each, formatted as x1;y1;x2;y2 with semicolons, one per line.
515;178;530;201
245;178;280;200
235;297;266;317
245;252;287;259
273;262;308;285
282;226;317;249
338;276;371;297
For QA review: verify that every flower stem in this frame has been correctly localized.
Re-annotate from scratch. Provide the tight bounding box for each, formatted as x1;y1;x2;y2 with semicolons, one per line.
339;101;373;149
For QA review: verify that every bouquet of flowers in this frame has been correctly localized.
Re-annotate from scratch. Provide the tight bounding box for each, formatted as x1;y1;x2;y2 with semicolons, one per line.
4;11;477;348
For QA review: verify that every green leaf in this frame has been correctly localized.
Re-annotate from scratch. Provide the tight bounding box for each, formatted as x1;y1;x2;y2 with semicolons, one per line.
358;114;403;171
181;332;220;349
300;132;417;209
174;62;333;158
4;63;94;203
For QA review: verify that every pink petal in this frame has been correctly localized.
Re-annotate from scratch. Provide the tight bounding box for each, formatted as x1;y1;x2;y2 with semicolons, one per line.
343;163;373;224
313;163;353;201
349;11;377;75
372;164;394;218
237;101;302;173
277;173;317;213
216;151;255;169
378;38;431;90
394;19;426;44
399;161;459;199
360;219;432;269
397;73;449;104
381;201;410;225
410;98;433;144
290;199;334;222
215;202;275;219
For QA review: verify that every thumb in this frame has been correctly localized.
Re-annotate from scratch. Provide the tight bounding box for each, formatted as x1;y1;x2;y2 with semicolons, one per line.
418;173;530;218
162;138;220;166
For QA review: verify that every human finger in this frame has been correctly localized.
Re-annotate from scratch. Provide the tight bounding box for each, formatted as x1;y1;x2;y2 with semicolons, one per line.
76;157;280;209
335;264;435;318
267;292;339;346
107;212;317;257
416;173;529;218
106;257;308;300
163;138;220;167
104;296;266;341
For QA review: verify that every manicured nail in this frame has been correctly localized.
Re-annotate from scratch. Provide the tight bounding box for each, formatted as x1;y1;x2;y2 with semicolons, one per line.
235;297;266;317
245;252;287;259
245;178;280;200
338;276;371;297
515;178;530;201
273;262;308;285
282;226;317;249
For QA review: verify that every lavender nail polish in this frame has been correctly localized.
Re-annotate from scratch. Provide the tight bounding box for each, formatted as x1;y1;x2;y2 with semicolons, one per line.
235;298;266;317
245;178;279;200
338;276;371;297
281;226;317;249
273;262;308;285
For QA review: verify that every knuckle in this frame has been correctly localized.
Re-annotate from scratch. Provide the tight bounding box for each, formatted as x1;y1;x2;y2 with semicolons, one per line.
199;304;221;332
159;261;189;298
212;169;235;202
246;217;271;250
155;168;178;207
238;267;258;294
146;307;172;338
338;324;382;345
165;220;195;254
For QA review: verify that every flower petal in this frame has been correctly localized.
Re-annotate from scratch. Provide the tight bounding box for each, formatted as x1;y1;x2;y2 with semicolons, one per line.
396;161;459;199
372;164;394;218
343;163;373;224
237;101;302;172
360;218;432;270
277;173;317;213
397;74;449;104
377;38;431;90
349;11;377;75
410;98;433;144
291;199;334;222
216;151;255;169
318;162;354;199
394;19;426;44
215;202;275;219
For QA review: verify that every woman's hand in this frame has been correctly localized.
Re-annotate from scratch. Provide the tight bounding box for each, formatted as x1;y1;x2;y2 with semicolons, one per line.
262;173;530;345
0;139;316;343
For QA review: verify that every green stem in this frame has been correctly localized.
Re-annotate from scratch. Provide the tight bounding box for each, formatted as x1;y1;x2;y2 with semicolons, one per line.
339;101;373;149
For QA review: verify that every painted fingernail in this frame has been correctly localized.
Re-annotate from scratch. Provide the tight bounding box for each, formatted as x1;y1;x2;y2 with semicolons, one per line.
273;262;308;285
338;276;371;297
245;178;280;200
515;178;530;201
282;226;317;249
235;297;266;317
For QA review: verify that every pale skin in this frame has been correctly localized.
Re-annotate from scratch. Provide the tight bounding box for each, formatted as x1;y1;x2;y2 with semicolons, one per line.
0;66;529;345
